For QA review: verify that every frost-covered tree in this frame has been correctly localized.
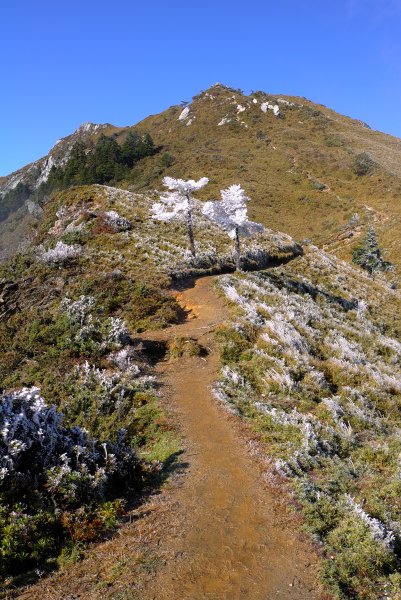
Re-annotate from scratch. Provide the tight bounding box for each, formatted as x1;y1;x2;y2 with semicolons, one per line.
151;176;209;257
202;184;264;270
352;226;393;277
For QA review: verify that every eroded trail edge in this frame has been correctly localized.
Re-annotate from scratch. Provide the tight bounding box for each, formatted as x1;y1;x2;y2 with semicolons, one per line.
142;275;320;600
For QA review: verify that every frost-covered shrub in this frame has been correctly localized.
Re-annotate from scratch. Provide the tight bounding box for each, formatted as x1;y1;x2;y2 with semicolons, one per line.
108;347;140;374
64;361;155;440
0;387;139;500
59;296;130;352
352;152;376;176
60;295;96;326
0;387;140;577
38;241;82;265
344;495;395;552
102;210;132;231
102;316;129;349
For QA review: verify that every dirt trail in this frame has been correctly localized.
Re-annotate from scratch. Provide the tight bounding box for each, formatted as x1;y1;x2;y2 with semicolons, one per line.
141;275;320;600
18;275;320;600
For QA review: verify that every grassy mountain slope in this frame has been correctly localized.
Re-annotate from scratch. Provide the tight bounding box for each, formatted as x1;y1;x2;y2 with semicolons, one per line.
1;177;401;596
133;84;401;277
1;84;401;278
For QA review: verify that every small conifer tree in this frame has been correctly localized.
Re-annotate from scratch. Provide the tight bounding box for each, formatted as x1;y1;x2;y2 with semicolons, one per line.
202;184;264;270
151;176;209;257
352;225;393;277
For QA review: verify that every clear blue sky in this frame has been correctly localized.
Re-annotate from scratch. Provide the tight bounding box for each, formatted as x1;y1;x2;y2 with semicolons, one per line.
1;0;401;175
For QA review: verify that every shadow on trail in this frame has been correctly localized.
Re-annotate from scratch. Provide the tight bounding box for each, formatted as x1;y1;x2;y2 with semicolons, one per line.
170;250;303;292
140;339;169;364
125;450;189;507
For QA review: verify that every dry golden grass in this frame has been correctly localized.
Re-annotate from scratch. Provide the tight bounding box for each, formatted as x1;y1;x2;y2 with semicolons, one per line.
118;84;401;280
3;83;401;277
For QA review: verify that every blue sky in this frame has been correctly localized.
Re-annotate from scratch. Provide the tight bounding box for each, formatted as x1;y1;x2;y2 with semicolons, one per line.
1;0;401;175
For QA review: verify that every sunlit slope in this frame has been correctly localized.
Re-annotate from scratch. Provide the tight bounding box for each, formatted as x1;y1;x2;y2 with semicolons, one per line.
1;83;401;276
134;85;401;276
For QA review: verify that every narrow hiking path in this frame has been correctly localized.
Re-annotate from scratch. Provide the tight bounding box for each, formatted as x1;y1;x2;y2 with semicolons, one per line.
140;275;320;600
18;274;321;600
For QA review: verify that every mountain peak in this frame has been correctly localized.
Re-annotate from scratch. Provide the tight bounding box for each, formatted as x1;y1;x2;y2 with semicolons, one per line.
76;122;106;134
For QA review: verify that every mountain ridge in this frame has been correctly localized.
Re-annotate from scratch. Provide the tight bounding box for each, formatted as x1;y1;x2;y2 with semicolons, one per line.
1;83;400;280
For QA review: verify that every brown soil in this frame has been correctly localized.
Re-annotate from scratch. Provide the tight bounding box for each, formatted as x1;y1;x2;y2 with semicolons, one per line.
140;275;320;600
19;275;321;600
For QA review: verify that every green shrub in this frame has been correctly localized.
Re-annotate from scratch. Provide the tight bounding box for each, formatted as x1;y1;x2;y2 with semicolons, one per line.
321;516;396;599
352;153;376;176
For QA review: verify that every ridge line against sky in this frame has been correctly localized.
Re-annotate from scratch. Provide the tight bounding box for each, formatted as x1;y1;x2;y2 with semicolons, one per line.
1;0;401;176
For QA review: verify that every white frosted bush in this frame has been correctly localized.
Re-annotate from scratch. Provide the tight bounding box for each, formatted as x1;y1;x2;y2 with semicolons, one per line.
108;347;140;374
344;495;395;552
102;316;129;349
61;295;95;326
39;241;82;265
0;387;138;505
59;296;130;351
103;210;132;231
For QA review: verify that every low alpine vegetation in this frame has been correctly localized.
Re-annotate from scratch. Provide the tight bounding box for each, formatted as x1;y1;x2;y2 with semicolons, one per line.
0;387;139;579
215;247;401;599
352;225;393;277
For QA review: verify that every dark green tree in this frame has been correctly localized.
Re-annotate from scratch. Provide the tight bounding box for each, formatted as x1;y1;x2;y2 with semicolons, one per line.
86;135;125;184
139;133;157;158
31;131;160;205
61;142;88;185
352;226;393;276
121;132;140;167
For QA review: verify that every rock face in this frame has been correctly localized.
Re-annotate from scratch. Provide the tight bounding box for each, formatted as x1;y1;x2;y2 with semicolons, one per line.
0;123;110;198
0;122;116;260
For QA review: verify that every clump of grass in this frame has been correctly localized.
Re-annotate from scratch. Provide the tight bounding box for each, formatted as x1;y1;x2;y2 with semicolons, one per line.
168;336;205;359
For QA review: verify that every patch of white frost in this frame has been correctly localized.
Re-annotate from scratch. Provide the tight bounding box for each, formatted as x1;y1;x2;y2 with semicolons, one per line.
277;98;304;108
78;122;103;133
178;106;190;121
261;102;280;116
218;116;232;126
237;104;246;113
